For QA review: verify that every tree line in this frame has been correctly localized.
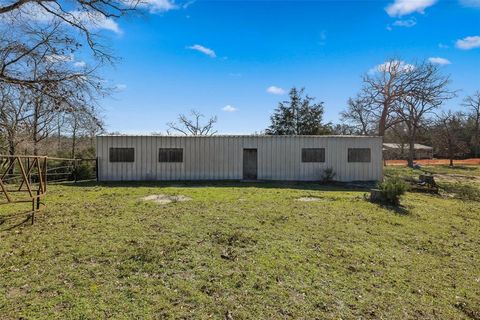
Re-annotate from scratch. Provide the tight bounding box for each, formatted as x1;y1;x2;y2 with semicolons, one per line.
0;0;146;159
1;2;479;168
265;59;480;167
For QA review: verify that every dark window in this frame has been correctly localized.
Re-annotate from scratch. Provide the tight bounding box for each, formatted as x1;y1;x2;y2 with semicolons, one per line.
109;148;134;163
302;148;325;163
348;148;371;162
159;148;183;163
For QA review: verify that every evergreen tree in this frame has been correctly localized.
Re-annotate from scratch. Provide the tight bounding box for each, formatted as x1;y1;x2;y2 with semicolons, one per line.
266;87;330;135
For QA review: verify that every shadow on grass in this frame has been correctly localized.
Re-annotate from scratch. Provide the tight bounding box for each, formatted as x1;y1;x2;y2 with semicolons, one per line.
56;180;377;192
436;165;478;171
377;203;410;215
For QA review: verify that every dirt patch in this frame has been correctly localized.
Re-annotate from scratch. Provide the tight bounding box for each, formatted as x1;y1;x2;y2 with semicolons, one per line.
296;197;321;202
142;194;191;205
386;158;480;166
434;173;480;183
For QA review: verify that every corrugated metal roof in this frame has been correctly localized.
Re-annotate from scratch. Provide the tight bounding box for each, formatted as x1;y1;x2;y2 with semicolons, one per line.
383;143;433;150
98;134;381;138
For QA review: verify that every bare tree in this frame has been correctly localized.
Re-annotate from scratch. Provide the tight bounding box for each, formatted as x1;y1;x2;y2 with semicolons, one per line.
27;91;57;155
20;41;108;155
0;0;146;102
0;0;142;60
0;33;106;156
0;85;26;155
360;59;413;136
64;105;103;158
394;62;455;167
341;95;375;135
0;0;139;16
329;123;356;135
0;84;29;172
464;91;480;157
167;110;218;136
432;111;469;166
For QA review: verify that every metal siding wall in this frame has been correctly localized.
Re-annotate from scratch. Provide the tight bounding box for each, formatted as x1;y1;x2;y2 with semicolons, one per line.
234;137;241;179
187;137;194;179
96;135;383;182
339;137;348;181
96;136;102;180
261;138;268;179
125;135;132;180
192;138;197;180
196;137;203;180
227;137;232;179
214;137;220;179
285;138;293;180
111;136;119;180
96;136;101;180
257;138;264;179
105;136;111;180
150;137;155;180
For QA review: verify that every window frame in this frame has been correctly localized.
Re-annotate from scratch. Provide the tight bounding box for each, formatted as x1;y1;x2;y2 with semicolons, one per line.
301;148;326;163
158;148;183;163
109;147;135;163
347;148;371;163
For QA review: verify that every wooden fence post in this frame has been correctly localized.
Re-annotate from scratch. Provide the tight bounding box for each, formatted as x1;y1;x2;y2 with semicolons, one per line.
36;188;40;210
74;159;78;183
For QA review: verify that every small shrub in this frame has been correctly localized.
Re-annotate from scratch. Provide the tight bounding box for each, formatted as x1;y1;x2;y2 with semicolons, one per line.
72;162;95;181
320;167;336;184
377;176;408;206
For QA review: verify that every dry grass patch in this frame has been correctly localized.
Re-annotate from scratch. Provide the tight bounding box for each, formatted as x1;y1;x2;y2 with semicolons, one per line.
142;194;192;205
296;196;321;202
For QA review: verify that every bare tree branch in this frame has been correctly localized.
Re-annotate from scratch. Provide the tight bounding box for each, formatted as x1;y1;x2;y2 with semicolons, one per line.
167;110;218;136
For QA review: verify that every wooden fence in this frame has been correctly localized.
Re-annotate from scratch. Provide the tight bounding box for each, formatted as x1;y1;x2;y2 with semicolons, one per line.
0;155;96;229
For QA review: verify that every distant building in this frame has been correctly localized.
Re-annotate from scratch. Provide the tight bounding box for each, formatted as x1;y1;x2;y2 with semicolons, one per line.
383;143;433;160
96;135;383;182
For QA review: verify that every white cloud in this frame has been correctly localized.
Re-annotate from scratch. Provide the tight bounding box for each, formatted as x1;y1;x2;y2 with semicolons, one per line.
13;4;122;34
266;86;286;95
385;0;437;17
182;0;196;9
45;54;74;63
456;36;480;50
70;11;122;34
187;44;216;58
142;0;177;13
222;105;237;112
115;84;127;91
73;61;86;68
438;43;449;49
392;19;417;27
428;57;451;65
460;0;480;7
13;3;122;34
369;60;415;74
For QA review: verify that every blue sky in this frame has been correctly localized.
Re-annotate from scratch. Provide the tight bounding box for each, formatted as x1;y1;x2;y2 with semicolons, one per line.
97;0;480;134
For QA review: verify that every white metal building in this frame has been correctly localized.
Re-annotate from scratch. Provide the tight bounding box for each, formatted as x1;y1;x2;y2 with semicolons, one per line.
96;135;383;182
383;143;433;160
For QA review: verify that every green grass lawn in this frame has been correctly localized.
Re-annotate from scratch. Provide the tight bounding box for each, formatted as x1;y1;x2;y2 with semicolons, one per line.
1;178;479;319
